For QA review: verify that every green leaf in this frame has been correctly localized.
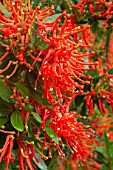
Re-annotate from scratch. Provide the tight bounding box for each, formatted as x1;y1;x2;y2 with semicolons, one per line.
45;126;59;144
43;13;61;22
102;164;109;170
0;162;6;170
0;78;12;103
33;152;47;170
90;20;99;33
0;4;11;17
31;112;42;123
24;104;34;111
32;0;39;8
108;68;113;75
104;130;109;153
15;82;30;97
92;105;101;119
45;118;53;126
31;89;53;108
95;146;107;155
0;117;9;127
11;110;24;132
37;44;49;51
26;71;53;108
0;99;13;117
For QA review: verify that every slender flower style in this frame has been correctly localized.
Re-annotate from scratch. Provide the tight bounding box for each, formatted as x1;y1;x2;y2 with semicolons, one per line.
34;12;97;103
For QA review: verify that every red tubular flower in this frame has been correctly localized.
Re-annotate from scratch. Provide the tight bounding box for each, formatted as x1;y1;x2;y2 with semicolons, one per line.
18;141;40;170
34;12;97;104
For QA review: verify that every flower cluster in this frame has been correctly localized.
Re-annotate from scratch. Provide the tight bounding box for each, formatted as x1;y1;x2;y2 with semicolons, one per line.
73;0;113;26
34;12;97;104
0;0;55;76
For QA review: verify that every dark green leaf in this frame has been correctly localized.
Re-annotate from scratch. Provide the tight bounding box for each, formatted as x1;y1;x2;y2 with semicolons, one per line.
87;67;98;76
33;152;47;170
95;147;107;155
0;162;6;169
27;118;34;138
0;78;12;103
0;99;12;117
0;4;11;17
102;164;109;170
26;71;53;108
43;13;61;22
104;130;109;153
32;0;39;8
0;117;9;127
108;68;113;75
31;112;42;123
105;26;112;59
11;110;24;132
24;104;34;111
15;82;30;97
45;126;59;144
90;20;99;33
31;89;53;108
0;46;6;57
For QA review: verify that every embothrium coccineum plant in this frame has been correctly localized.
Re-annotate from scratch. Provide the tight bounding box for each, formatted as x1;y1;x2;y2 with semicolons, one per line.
0;0;110;170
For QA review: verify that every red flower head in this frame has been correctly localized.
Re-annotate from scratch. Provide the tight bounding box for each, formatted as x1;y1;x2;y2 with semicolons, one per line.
34;12;97;104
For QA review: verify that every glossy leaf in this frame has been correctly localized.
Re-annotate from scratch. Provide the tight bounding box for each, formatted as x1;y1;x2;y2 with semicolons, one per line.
11;110;24;132
45;126;59;144
33;152;47;170
0;117;9;127
0;78;12;103
31;112;42;123
15;82;30;97
45;118;53;126
43;13;61;22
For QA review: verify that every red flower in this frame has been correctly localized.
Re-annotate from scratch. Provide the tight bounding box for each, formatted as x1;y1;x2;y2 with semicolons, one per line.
34;12;97;103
